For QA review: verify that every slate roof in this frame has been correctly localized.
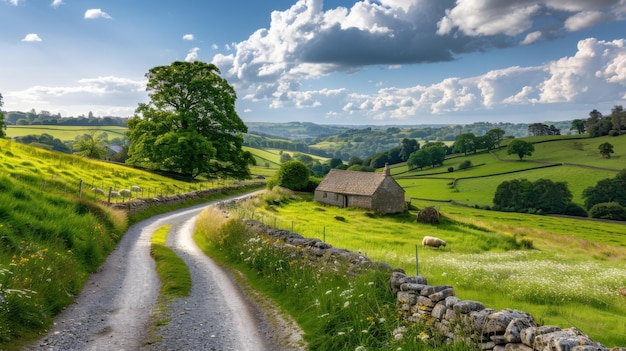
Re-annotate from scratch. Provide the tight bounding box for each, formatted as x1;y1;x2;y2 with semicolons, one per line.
315;169;390;196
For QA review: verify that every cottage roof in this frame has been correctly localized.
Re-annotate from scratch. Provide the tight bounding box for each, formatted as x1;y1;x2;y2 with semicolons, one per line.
316;168;400;196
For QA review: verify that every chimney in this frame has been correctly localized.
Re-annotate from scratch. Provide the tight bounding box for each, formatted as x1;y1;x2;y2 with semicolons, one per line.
384;163;390;176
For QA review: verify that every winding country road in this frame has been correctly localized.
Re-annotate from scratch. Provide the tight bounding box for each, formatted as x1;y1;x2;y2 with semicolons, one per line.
28;192;293;351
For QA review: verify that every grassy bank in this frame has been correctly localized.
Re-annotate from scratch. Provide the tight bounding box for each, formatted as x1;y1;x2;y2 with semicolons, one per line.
194;205;470;350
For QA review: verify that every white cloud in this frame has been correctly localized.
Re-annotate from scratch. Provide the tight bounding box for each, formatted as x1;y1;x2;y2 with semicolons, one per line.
564;11;608;32
437;0;624;37
8;0;18;5
182;34;194;41
84;9;112;20
51;0;63;8
21;33;42;42
211;44;218;50
185;47;200;62
340;38;626;120
521;31;542;45
5;76;147;117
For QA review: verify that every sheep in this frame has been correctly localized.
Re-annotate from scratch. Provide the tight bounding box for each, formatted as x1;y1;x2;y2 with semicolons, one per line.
109;191;119;198
91;187;105;196
422;235;446;249
130;185;141;192
119;189;132;199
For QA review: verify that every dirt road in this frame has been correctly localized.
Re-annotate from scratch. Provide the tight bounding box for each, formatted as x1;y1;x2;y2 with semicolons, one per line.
28;193;297;351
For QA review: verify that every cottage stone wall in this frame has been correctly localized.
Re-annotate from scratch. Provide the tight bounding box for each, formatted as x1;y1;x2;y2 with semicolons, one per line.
390;271;624;351
371;177;406;214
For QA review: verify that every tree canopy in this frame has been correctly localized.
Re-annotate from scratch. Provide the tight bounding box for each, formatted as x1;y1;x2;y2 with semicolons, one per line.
268;160;311;191
126;61;252;179
507;139;535;160
493;178;574;215
598;142;614;158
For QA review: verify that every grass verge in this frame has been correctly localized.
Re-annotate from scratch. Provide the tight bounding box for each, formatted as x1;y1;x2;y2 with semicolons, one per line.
194;205;474;350
145;224;192;345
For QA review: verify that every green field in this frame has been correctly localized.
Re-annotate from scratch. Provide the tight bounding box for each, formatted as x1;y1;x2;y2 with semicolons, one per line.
394;135;625;207
6;125;127;140
247;196;626;347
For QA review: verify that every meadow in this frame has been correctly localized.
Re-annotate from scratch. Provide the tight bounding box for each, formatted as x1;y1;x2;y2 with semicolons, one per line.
241;192;626;347
394;134;625;206
6;125;127;140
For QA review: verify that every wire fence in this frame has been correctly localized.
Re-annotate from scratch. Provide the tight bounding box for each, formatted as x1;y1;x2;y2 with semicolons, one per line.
4;171;257;204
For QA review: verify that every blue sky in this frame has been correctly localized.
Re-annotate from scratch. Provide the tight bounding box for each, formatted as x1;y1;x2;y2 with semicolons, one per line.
1;0;625;125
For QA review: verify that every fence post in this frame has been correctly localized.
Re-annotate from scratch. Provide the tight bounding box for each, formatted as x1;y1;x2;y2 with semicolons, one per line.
415;244;419;276
107;186;113;204
79;179;83;198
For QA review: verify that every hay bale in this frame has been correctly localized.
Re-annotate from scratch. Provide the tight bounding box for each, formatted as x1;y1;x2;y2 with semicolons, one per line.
417;206;440;224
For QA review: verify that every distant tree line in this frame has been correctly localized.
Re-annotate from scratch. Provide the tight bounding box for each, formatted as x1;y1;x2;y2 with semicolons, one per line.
492;178;585;216
571;105;626;137
491;169;626;221
3;110;128;127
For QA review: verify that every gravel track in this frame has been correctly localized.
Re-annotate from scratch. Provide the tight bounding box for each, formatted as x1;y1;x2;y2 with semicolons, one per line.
27;193;304;351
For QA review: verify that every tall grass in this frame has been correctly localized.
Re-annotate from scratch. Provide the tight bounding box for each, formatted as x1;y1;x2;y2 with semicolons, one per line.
0;176;126;348
194;204;473;350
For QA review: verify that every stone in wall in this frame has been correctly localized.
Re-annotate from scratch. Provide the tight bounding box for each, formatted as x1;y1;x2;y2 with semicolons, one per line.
390;271;615;351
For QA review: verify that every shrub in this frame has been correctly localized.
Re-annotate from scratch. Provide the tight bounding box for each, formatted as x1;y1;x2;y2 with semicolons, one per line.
589;202;626;221
447;167;454;172
563;203;588;217
458;160;472;170
609;130;620;137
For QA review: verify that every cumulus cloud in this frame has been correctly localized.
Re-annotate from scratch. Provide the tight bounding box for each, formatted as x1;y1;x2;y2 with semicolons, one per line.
521;31;542;45
213;0;626;115
21;33;42;42
185;47;200;62
51;0;63;7
182;34;194;41
341;38;626;120
437;0;624;37
8;0;18;5
84;9;112;20
5;76;147;116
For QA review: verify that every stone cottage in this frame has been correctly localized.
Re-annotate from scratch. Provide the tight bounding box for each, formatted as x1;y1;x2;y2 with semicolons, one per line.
314;165;405;214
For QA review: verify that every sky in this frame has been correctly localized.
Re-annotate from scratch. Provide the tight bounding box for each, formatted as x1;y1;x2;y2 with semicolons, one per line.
1;0;626;126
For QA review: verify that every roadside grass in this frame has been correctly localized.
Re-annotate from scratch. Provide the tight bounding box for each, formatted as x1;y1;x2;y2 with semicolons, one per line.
194;205;469;351
0;176;127;350
6;125;127;140
236;192;626;347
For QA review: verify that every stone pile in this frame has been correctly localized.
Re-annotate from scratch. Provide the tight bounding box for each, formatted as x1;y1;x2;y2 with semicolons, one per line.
391;271;621;351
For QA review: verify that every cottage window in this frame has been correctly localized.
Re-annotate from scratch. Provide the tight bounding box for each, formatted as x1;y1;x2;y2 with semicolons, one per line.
323;192;327;198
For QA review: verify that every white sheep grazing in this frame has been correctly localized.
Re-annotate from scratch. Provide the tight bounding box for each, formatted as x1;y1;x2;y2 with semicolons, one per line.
109;191;119;198
422;235;446;249
91;187;105;196
130;185;141;192
119;189;132;198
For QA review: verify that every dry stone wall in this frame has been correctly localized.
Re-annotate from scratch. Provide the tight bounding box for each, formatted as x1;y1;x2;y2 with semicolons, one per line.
390;271;624;351
105;182;264;214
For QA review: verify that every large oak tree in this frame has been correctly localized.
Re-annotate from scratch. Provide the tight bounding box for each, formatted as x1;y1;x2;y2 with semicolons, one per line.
126;61;252;179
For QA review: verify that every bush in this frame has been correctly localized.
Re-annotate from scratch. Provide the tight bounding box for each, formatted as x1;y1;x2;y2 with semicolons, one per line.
589;202;626;221
447;167;454;172
563;203;588;217
268;160;310;191
609;130;620;137
458;160;472;170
